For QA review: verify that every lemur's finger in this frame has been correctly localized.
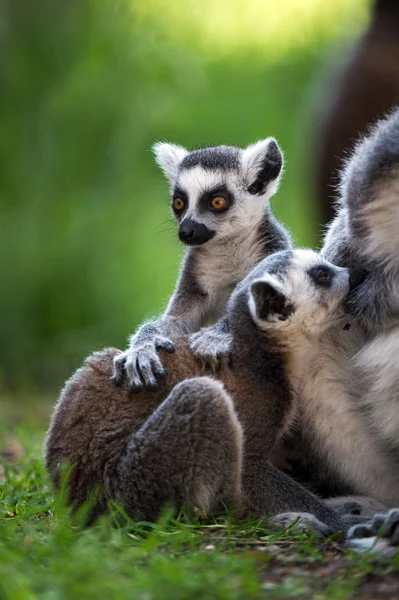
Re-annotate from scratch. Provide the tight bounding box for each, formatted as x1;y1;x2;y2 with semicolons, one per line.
112;354;127;385
137;356;158;391
381;509;399;539
155;338;175;354
347;523;375;539
370;513;388;534
150;355;166;380
125;353;145;392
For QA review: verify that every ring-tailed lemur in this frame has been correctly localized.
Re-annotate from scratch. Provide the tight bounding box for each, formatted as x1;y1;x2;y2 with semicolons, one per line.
113;138;291;390
277;109;399;546
46;249;366;534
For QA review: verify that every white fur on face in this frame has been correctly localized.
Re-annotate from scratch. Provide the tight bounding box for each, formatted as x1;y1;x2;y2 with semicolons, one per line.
174;164;275;242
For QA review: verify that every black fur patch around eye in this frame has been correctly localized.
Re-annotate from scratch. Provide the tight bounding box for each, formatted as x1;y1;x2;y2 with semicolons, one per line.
247;140;283;195
307;266;334;287
197;184;234;214
171;188;189;218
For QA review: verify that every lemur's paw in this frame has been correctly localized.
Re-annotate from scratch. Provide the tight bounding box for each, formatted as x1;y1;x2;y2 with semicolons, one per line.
347;509;399;547
112;337;175;390
189;327;232;372
268;512;332;537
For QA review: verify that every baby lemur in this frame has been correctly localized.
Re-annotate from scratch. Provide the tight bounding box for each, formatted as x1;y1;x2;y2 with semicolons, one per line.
113;138;291;389
46;249;363;534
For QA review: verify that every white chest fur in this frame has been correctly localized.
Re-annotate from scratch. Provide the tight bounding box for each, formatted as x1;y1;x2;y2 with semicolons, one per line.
195;230;265;299
299;327;399;507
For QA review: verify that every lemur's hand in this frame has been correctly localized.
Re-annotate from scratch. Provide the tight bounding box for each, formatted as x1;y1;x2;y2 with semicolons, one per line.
112;335;175;391
189;322;232;372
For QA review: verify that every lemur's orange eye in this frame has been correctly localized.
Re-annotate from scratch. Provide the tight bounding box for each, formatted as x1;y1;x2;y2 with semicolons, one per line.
210;196;227;211
318;274;328;282
173;197;185;211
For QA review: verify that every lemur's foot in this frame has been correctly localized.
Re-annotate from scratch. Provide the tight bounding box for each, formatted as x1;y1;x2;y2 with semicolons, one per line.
189;327;232;372
348;508;399;547
268;512;333;537
112;337;175;390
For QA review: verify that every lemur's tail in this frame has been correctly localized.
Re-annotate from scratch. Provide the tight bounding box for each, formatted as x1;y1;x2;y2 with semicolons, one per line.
340;108;399;268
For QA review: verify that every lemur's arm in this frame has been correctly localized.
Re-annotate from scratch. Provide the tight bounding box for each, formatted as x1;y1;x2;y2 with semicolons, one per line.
322;110;399;330
113;258;211;390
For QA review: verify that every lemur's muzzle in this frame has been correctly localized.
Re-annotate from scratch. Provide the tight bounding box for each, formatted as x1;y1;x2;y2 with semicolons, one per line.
178;219;216;246
348;268;368;291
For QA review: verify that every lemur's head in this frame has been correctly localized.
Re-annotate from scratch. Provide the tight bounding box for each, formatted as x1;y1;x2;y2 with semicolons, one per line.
245;249;365;337
153;139;283;246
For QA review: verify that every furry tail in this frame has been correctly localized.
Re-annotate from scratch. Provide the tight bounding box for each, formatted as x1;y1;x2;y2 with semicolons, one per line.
339;108;399;268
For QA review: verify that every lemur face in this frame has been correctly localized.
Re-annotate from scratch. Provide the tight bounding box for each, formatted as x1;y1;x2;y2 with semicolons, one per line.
248;249;365;336
153;139;283;246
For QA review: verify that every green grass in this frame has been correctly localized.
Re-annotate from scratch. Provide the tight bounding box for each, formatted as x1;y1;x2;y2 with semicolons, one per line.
2;419;399;600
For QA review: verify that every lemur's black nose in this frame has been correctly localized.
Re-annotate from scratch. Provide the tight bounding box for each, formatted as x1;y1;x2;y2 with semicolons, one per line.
178;219;216;246
349;269;368;290
179;225;194;242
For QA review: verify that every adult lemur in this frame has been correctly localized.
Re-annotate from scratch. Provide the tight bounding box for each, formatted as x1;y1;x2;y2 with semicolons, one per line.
280;109;399;543
113;138;291;389
46;249;364;534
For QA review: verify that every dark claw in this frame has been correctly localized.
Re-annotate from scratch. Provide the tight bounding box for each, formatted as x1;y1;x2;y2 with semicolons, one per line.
145;379;158;391
158;341;175;354
153;367;166;380
132;381;144;392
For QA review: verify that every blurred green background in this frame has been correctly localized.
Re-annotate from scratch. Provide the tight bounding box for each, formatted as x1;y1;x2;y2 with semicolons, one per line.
0;0;370;396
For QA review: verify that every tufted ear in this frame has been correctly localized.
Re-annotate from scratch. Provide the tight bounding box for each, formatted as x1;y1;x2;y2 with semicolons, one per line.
241;138;283;197
152;142;188;183
249;277;292;322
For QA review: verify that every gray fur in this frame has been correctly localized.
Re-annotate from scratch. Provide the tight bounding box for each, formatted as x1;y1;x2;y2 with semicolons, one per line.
46;250;361;535
322;108;399;331
279;110;399;528
113;138;291;389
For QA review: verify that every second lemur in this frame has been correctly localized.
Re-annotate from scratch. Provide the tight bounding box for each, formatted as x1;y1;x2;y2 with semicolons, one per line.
113;138;291;389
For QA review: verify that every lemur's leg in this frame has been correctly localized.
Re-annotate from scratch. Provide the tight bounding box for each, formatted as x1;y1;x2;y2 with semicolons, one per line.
104;377;243;522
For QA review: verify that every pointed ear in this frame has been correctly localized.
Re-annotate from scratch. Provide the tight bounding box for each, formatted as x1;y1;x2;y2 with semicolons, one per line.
241;138;283;196
152;142;188;182
250;277;292;322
